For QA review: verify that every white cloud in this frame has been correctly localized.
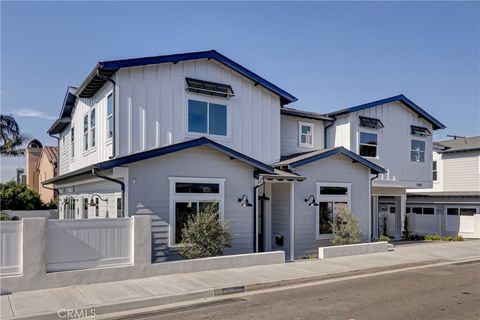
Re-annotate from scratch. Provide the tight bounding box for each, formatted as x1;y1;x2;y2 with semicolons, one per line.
10;108;56;120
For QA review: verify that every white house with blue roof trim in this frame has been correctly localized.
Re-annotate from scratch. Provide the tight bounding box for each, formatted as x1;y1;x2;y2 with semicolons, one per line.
44;50;445;261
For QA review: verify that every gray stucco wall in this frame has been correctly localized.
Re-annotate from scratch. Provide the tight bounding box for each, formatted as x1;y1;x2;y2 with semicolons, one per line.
293;154;371;259
281;115;325;157
271;183;291;259
127;146;256;262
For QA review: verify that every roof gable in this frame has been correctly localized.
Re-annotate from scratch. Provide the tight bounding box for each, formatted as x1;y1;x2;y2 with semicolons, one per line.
326;95;446;130
76;50;297;105
275;147;386;174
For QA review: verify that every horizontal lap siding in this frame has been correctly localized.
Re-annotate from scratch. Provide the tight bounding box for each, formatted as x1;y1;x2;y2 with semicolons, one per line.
281;115;325;156
442;152;480;191
127;146;255;263
293;154;370;259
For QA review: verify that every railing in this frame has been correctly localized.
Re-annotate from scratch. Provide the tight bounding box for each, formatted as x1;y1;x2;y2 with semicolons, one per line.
0;221;23;276
46;218;133;272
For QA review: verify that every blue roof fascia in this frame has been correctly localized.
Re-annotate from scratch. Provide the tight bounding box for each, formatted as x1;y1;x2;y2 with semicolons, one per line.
98;50;297;105
327;95;446;130
288;147;386;174
97;137;274;174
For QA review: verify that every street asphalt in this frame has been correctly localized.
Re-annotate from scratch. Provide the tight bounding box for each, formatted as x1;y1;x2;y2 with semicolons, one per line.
116;260;480;320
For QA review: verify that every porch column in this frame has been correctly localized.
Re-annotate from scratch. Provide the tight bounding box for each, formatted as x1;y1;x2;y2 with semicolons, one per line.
395;195;407;240
372;195;379;239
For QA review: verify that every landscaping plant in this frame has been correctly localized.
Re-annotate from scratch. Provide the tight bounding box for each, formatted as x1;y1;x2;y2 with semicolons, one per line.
180;203;232;259
330;207;361;245
402;212;411;239
0;181;44;210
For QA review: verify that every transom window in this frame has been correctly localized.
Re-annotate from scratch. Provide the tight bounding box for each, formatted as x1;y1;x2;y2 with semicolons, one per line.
298;122;313;148
169;177;225;246
359;116;384;129
359;132;378;157
447;208;477;216
106;94;113;140
411;140;425;162
316;182;351;239
433;161;438;181
187;99;227;136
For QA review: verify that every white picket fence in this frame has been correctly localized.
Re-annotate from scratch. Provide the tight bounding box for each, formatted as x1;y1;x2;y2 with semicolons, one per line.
46;218;133;272
0;221;22;276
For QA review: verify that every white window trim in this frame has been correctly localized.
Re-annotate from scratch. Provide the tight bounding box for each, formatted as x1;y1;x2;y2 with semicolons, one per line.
358;130;379;159
184;96;231;141
168;177;226;247
298;121;314;148
315;182;352;240
410;138;426;163
106;93;113;143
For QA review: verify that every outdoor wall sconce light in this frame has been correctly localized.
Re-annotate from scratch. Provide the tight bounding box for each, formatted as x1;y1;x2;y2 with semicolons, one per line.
304;194;319;207
238;194;253;207
89;193;108;206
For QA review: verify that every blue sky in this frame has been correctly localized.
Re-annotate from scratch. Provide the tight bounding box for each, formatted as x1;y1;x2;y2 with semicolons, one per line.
1;1;479;181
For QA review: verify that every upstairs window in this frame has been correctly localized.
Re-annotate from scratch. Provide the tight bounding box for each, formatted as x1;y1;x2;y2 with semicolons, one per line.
411;140;425;162
359;132;378;157
411;125;431;137
433;161;438;181
187;99;227;136
186;78;234;98
359;116;384;129
90;108;96;148
83;115;88;151
106;94;113;140
299;122;314;148
70;127;75;158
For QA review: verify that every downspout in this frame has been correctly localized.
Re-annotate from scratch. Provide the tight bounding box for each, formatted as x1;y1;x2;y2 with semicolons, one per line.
324;116;336;149
92;169;125;217
370;172;379;240
96;69;117;159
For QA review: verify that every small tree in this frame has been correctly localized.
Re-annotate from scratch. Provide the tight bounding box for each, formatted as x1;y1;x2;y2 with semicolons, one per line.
330;207;361;245
0;181;43;210
402;212;411;239
180;203;232;259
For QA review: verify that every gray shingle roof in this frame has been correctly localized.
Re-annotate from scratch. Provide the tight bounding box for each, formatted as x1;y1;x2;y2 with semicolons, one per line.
435;136;480;153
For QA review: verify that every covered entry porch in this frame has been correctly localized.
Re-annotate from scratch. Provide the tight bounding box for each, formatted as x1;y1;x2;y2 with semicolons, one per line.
372;187;407;240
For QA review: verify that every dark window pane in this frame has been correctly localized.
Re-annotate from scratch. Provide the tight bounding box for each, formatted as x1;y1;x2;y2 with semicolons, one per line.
433;161;437;170
389;206;396;214
83;115;88;132
199;201;219;214
360;145;377;157
447;208;458;215
320;186;348;195
90;109;96;127
423;208;434;215
188;100;208;133
107;94;113;116
301;125;311;135
209;103;227;136
411;151;425;162
460;208;476;216
411;125;431;136
433;171;437;181
411;140;425;151
175;183;219;193
359;116;384;129
360;132;377;145
412;207;423;214
175;202;198;244
108;118;113;138
319;202;333;234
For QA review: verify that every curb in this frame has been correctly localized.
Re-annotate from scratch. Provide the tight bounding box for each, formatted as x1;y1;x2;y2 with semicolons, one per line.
7;258;480;320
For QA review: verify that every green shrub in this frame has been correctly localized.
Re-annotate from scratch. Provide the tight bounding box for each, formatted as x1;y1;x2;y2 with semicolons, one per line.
330;207;361;245
424;234;442;240
451;235;464;241
375;234;391;242
179;203;232;259
0;213;11;220
0;181;43;210
402;213;411;239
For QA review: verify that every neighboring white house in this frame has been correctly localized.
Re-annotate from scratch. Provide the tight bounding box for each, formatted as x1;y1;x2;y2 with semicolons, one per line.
44;50;445;261
406;136;480;238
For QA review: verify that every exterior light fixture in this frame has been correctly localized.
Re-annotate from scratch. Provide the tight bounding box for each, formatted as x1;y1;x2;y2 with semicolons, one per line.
89;193;108;206
304;194;318;207
238;194;253;207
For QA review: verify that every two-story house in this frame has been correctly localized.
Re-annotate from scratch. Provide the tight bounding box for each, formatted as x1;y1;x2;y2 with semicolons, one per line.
407;136;480;238
44;50;444;261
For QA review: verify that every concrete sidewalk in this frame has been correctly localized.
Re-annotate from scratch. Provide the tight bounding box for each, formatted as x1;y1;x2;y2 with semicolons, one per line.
2;240;479;320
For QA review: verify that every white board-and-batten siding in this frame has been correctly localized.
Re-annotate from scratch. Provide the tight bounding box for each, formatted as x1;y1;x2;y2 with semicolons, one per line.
328;101;434;189
115;59;281;164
